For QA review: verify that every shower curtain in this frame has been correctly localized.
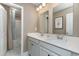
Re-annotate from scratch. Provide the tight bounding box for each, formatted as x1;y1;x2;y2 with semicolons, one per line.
7;8;17;49
7;7;20;50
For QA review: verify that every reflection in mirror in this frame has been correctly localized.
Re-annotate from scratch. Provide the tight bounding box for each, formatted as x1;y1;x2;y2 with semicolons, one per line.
38;3;79;37
53;3;73;36
39;11;49;33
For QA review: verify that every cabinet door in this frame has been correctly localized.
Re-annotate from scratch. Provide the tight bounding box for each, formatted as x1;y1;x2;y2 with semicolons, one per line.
31;41;40;56
40;47;58;56
40;48;49;56
71;52;79;56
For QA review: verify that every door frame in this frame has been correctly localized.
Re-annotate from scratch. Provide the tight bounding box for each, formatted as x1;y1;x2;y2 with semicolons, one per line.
2;3;24;55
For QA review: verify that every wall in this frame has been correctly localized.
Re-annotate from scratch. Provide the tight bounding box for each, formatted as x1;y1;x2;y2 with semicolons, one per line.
53;7;73;34
16;3;38;52
1;4;13;50
48;8;53;33
73;3;79;36
0;4;7;55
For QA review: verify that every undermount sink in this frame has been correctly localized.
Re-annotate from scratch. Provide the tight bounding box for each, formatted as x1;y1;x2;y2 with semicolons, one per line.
29;33;68;43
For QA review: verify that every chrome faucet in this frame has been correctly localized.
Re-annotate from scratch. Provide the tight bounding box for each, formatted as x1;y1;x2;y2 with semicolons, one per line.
57;34;64;39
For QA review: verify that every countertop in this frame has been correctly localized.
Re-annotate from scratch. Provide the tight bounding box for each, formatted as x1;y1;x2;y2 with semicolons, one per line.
27;33;79;54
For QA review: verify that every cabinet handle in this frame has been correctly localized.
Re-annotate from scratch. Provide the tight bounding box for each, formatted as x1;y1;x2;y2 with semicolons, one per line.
32;43;33;46
48;54;50;56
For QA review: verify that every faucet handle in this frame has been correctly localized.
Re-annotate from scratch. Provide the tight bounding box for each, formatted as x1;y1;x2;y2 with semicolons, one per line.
57;34;64;39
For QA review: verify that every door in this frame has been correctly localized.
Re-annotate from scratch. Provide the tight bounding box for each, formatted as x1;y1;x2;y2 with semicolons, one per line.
0;4;7;56
43;14;49;33
66;13;73;35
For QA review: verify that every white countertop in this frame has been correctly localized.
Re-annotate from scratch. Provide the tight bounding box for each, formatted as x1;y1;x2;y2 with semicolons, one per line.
27;33;79;54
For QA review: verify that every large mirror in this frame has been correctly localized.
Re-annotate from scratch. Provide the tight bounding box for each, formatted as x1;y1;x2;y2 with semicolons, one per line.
53;3;73;36
38;3;79;37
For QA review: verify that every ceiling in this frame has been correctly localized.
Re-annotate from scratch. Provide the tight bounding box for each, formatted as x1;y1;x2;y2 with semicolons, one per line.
33;3;73;13
53;3;73;13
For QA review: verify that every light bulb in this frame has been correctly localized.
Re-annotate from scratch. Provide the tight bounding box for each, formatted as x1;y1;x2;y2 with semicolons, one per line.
36;8;39;11
39;5;42;9
42;3;46;7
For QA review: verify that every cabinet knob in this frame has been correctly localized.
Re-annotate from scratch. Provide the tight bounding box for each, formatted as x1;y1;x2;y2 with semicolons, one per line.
48;54;50;56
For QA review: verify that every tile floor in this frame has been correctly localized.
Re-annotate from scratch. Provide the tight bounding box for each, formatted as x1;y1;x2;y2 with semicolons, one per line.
5;49;28;56
21;52;28;56
5;48;21;56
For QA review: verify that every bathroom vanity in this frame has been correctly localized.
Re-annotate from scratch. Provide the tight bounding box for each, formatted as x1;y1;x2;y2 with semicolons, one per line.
27;33;79;56
27;3;79;56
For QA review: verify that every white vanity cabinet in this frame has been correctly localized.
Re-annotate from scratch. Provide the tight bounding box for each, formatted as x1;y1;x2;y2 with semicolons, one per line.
39;41;71;56
28;37;40;56
40;47;49;56
39;40;79;56
31;41;40;56
40;46;58;56
28;37;59;56
27;36;79;56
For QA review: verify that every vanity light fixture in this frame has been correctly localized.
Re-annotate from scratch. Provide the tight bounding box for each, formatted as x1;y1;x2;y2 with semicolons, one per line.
36;3;46;11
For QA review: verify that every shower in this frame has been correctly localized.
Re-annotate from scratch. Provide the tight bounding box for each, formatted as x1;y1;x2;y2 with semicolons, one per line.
0;3;22;56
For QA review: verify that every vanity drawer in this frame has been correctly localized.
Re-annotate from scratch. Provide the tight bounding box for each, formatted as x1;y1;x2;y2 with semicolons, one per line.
71;52;79;56
28;37;39;44
40;46;58;56
40;41;71;56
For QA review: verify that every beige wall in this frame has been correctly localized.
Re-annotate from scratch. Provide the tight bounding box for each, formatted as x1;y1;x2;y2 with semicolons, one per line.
73;3;79;37
17;3;38;52
48;8;53;33
1;4;13;50
53;7;73;34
